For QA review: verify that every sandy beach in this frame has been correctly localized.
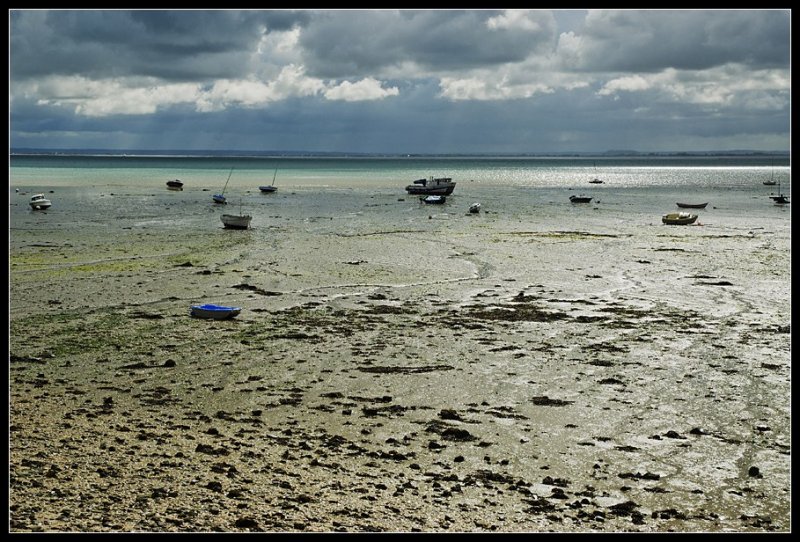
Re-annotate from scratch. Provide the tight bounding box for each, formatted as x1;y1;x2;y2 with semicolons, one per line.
9;186;791;532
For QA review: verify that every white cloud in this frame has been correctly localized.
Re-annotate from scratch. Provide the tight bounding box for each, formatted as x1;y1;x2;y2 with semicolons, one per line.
486;10;545;32
323;77;399;102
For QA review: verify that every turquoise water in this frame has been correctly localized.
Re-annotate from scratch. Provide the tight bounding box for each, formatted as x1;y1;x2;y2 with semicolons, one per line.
10;153;791;236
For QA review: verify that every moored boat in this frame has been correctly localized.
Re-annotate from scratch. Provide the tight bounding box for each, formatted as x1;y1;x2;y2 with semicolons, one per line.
166;179;184;190
405;176;456;195
569;195;592;203
661;211;698;225
676;202;708;209
421;195;446;204
221;213;252;229
29;193;52;210
468;202;481;214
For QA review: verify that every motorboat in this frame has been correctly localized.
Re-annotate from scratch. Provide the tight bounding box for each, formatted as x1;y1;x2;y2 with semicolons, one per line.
29;194;52;210
166;179;184;190
405;176;456;195
190;304;242;319
569;195;592;203
421;195;446;204
661;211;698;225
221;213;252;229
676;202;708;209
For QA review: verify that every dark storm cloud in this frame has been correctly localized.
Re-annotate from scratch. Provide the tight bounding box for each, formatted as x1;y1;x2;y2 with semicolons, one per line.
10;10;310;81
298;10;557;78
570;10;790;72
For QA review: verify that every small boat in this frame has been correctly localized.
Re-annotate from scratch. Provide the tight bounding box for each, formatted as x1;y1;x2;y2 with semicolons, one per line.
661;211;698;225
421;195;446;204
166;179;184;190
468;202;481;214
259;168;279;193
676;202;708;209
569;195;592;203
763;161;777;185
213;168;234;204
588;178;603;184
769;182;789;204
405;176;456;195
29;193;52;210
221;213;252;229
190;304;242;319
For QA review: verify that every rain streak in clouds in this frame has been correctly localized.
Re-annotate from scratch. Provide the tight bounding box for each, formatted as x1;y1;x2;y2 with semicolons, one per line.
9;9;791;153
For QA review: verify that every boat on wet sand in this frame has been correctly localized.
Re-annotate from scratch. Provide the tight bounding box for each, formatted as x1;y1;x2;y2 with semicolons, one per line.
166;179;184;190
421;195;446;204
570;195;592;203
676;202;708;209
29;194;52;210
190;304;242;319
405;176;456;195
662;211;698;225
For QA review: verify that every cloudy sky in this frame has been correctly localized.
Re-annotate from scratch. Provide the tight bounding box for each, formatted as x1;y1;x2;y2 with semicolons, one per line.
9;9;791;154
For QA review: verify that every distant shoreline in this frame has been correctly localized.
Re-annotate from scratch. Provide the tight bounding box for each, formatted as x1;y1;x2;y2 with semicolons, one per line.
9;148;791;159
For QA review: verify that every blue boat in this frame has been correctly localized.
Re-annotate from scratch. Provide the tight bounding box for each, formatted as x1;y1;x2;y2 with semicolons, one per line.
213;168;234;204
190;304;241;319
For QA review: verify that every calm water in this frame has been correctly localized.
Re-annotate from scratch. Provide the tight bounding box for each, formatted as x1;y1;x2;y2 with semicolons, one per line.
10;154;791;235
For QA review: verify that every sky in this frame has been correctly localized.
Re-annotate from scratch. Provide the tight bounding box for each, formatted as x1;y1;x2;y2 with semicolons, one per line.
8;9;792;154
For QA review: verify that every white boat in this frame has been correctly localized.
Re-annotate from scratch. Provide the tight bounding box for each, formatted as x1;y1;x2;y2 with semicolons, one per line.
190;303;242;319
29;194;52;210
221;213;252;229
661;211;698;225
468;202;481;214
421;195;446;204
405;176;456;195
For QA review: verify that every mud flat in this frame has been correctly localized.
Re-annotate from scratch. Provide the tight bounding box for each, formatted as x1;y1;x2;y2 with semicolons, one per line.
9;203;791;532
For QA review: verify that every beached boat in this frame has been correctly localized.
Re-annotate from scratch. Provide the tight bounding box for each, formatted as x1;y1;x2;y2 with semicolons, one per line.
166;179;184;190
468;202;481;214
661;211;698;225
569;195;592;203
405;176;456;195
589;162;603;184
213;168;234;204
421;195;446;204
769;182;789;204
676;202;708;209
221;213;252;229
29;193;52;210
190;303;242;319
259;168;278;193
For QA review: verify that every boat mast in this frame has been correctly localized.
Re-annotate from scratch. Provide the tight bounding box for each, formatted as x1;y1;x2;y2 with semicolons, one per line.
221;167;234;196
272;167;278;186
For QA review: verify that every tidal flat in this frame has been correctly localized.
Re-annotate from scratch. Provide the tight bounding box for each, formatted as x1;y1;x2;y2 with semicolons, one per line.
9;191;791;532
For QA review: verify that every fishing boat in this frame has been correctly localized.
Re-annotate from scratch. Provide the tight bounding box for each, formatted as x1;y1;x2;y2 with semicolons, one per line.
405;176;456;195
213;168;234;204
676;202;708;209
29;193;52;210
166;179;184;190
661;211;698;225
569;195;593;203
468;202;481;214
190;303;242;319
259;168;278;193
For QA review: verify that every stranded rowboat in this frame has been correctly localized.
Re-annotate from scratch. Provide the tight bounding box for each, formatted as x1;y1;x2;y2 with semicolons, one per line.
190;304;242;319
661;212;698;225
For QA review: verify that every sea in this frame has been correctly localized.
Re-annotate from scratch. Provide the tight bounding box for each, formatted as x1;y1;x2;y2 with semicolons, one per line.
9;152;791;235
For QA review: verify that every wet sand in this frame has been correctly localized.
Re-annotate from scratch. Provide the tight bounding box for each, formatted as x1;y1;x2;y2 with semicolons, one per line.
9;196;791;532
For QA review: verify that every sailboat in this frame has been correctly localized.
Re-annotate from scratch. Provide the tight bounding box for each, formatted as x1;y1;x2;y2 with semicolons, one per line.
769;182;789;204
259;168;278;193
221;197;252;229
213;168;234;204
589;161;603;184
763;161;777;185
